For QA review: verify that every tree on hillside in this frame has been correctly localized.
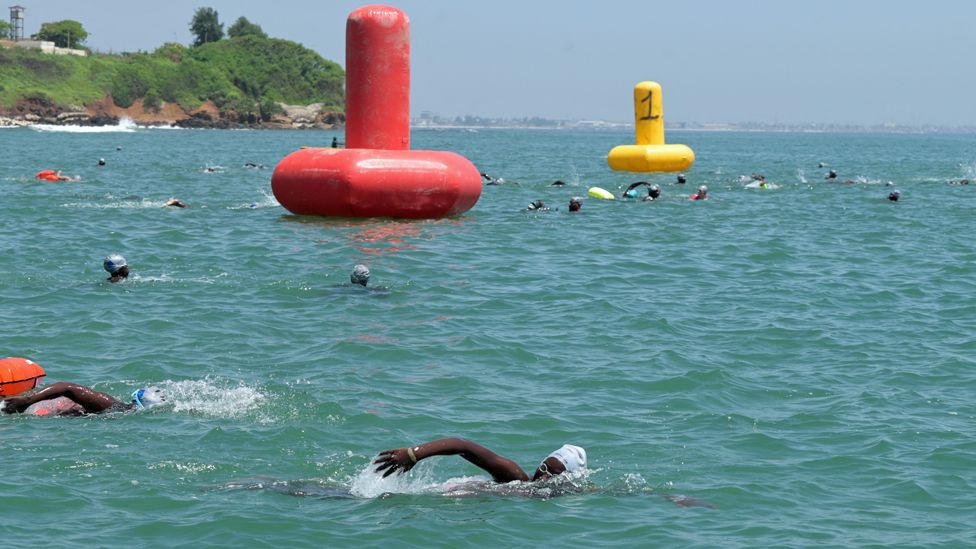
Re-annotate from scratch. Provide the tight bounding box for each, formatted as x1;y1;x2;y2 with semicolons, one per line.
190;7;224;46
0;20;11;40
227;16;266;39
35;20;88;48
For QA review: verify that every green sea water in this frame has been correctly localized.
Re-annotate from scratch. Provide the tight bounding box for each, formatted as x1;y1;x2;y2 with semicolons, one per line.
1;124;974;547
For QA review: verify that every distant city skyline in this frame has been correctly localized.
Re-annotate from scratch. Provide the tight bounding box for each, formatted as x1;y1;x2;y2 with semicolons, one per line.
14;1;976;126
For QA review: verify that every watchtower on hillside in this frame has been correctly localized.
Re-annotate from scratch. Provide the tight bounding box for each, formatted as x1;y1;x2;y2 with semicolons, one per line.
9;5;25;41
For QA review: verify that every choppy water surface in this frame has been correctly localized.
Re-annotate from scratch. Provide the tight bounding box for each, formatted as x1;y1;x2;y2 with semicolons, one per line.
1;125;974;547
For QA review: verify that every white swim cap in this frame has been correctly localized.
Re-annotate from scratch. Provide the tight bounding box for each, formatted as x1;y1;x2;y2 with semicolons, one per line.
131;387;165;409
351;264;370;285
103;254;127;274
546;444;587;473
698;185;708;193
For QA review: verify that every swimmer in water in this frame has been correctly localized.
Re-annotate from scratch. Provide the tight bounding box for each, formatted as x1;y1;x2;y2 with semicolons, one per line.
1;382;165;416
676;173;687;184
374;437;587;483
526;199;549;211
887;190;901;201
53;170;78;182
948;179;969;185
103;254;129;283
351;264;370;287
644;184;662;201
690;185;708;200
621;181;650;198
164;198;189;208
332;137;339;148
243;162;265;169
549;180;566;187
825;169;838;180
97;158;106;166
568;197;582;212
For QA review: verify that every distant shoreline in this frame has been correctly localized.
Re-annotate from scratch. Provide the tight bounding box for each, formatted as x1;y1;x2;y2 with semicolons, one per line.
411;123;976;135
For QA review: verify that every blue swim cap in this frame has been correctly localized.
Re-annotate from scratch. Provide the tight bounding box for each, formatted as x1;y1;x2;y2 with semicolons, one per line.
131;387;165;409
103;254;127;274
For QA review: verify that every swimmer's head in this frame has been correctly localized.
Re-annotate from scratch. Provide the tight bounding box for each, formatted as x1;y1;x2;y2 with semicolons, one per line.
888;190;901;201
351;264;370;286
103;254;127;274
677;174;687;184
568;197;582;212
648;184;661;198
527;199;545;210
131;387;166;410
698;185;708;195
532;444;587;481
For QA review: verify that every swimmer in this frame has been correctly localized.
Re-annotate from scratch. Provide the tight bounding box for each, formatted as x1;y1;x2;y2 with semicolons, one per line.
351;264;370;287
758;180;769;189
676;173;687;184
948;179;969;185
164;198;189;208
825;169;838;180
332;137;339;148
526;199;549;211
690;185;708;200
54;170;77;182
751;173;766;182
887;190;901;201
116;146;122;151
373;437;587;483
480;172;494;184
549;180;566;187
103;254;129;283
97;158;106;166
568;197;582;212
644;184;662;201
621;181;649;198
1;382;165;416
243;162;266;169
818;162;827;168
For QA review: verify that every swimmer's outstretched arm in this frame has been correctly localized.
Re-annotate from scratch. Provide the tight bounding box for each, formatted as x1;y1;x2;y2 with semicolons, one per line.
623;181;649;195
1;382;121;414
374;437;530;483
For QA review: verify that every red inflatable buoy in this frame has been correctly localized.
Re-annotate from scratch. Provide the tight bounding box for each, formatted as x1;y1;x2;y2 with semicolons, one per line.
272;5;481;219
0;357;46;397
36;170;56;179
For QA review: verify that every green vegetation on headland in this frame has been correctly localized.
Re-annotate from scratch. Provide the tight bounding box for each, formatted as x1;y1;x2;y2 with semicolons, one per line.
0;10;344;128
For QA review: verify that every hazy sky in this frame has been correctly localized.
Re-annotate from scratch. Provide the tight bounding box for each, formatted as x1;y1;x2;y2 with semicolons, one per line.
15;1;976;125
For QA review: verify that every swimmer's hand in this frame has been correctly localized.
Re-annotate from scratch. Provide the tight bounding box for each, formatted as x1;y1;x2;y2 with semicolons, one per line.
1;396;29;413
373;448;416;477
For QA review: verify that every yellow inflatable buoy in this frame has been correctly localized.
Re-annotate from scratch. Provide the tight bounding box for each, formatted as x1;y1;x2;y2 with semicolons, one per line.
587;186;615;200
607;81;695;173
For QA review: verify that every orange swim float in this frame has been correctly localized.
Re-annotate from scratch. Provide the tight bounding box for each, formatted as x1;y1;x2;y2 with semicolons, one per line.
0;357;46;397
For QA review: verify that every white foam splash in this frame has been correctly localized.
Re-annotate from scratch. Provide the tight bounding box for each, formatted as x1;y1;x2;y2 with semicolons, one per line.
796;168;808;184
62;198;173;209
230;188;279;210
959;162;976;179
349;460;441;498
31;117;139;133
155;379;266;419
